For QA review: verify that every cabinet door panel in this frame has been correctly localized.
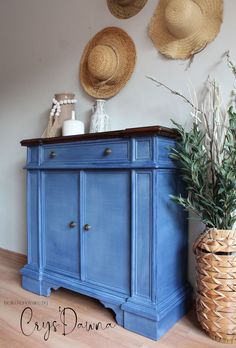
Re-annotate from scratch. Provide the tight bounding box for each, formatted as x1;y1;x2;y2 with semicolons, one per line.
83;171;130;294
43;172;80;276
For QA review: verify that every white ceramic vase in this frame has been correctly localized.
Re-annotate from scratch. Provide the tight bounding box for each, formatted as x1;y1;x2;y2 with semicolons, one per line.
90;99;111;133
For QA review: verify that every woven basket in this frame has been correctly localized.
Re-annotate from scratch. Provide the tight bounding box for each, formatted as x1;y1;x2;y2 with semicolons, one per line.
194;229;236;344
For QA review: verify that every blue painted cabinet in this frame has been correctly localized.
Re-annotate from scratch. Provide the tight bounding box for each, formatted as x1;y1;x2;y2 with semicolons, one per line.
21;127;191;340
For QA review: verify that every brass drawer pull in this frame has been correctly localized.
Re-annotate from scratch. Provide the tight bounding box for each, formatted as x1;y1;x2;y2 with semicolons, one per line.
84;224;91;231
69;221;77;228
104;148;112;156
49;151;57;159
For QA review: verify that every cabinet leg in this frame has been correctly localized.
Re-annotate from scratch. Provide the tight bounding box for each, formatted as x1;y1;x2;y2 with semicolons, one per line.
123;312;158;340
22;275;59;297
122;295;192;340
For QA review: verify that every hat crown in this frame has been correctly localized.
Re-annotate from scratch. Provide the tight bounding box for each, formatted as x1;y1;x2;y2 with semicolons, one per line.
117;0;133;6
87;45;118;82
165;0;203;39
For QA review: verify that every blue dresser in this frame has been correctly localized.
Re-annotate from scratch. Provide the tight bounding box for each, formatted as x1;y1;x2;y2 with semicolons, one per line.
21;126;191;340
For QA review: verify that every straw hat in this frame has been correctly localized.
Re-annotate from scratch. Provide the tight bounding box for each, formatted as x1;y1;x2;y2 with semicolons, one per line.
80;27;136;99
107;0;148;19
148;0;223;60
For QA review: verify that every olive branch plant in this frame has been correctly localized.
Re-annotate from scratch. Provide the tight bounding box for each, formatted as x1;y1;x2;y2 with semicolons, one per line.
147;52;236;229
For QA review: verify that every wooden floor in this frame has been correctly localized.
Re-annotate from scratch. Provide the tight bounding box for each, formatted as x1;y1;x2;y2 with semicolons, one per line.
0;248;232;348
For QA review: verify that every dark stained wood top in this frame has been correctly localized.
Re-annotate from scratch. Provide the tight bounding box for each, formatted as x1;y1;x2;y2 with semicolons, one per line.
21;125;179;147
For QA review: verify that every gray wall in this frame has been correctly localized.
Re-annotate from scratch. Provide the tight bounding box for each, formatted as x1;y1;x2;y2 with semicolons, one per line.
0;0;235;283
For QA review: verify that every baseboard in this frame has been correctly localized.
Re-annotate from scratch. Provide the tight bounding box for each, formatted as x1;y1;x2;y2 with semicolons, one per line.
0;247;26;263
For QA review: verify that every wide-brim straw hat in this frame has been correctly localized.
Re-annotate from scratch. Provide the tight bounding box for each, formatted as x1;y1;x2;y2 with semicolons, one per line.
148;0;223;60
107;0;148;19
80;27;136;99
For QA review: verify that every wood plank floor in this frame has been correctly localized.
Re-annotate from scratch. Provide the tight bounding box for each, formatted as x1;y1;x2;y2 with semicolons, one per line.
0;248;232;348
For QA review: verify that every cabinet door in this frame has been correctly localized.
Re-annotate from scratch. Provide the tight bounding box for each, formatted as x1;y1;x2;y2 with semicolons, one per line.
82;171;130;295
43;171;80;277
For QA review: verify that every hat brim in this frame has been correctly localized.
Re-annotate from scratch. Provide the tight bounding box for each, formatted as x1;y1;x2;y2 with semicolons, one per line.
107;0;148;19
80;27;136;99
148;0;223;60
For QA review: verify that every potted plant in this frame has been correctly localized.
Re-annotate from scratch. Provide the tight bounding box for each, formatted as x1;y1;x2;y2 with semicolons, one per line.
148;54;236;344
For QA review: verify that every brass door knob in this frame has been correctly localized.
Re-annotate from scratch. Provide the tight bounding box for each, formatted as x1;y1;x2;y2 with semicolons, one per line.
49;151;57;159
84;224;91;231
104;148;112;156
69;221;77;228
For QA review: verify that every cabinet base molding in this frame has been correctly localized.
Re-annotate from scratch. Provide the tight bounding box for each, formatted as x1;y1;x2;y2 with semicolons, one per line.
21;267;191;340
123;297;190;341
21;269;60;296
122;288;192;340
99;301;124;326
22;275;59;297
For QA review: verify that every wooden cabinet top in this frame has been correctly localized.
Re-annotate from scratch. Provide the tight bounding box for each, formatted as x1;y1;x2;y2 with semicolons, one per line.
21;125;178;147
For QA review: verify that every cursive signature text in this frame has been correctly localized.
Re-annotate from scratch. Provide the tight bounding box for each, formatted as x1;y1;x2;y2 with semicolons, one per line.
20;306;116;341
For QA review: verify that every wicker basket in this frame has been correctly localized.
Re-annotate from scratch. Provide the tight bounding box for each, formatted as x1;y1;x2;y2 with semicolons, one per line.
194;229;236;344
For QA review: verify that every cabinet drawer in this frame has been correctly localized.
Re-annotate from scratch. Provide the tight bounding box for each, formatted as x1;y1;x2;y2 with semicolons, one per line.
42;140;130;165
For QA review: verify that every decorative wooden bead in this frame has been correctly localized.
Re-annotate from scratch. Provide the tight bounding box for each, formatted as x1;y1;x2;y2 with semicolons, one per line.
49;97;77;118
